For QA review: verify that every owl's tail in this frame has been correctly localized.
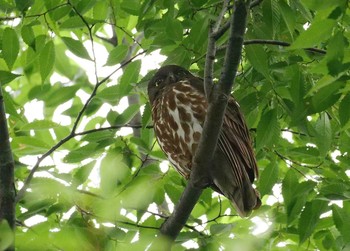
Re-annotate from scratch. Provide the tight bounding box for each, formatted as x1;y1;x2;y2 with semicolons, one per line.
210;151;261;217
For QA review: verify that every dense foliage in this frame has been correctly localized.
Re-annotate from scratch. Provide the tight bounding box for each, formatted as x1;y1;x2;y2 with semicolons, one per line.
0;0;350;250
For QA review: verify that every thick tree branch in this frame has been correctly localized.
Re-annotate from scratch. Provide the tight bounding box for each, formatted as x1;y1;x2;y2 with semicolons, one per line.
159;0;252;242
0;86;15;250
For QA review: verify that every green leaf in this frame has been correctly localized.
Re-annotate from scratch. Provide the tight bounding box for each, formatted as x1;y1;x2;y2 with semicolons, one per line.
49;5;71;21
282;169;298;215
143;98;152;119
39;41;55;82
11;136;51;155
105;45;128;66
298;199;328;243
72;161;96;187
0;71;21;86
120;0;140;15
326;32;345;62
262;0;280;38
314;113;332;156
114;104;140;125
20;120;61;131
2;27;20;69
120;60;141;86
259;161;278;197
332;202;350;243
210;224;233;235
63;143;100;163
339;94;350;127
15;0;34;11
188;16;208;50
2;90;21;120
59;16;85;29
256;108;279;151
164;184;182;204
310;81;342;113
245;45;270;79
321;183;350;200
61;37;92;60
21;25;35;47
278;0;296;36
166;18;183;42
290;19;336;49
96;84;125;105
44;85;80;107
0;220;14;250
81;130;116;142
76;0;96;14
282;170;317;225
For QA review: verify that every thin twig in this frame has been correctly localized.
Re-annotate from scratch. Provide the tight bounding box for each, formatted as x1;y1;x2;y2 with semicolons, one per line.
0;3;69;21
15;51;147;203
68;1;99;83
243;39;327;54
204;0;230;99
274;150;323;169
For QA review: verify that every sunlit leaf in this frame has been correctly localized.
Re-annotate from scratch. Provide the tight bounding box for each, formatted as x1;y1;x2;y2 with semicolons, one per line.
256;108;279;151
0;71;21;86
113;104;140;125
21;25;35;48
0;220;14;250
39;40;55;82
299;200;328;243
210;224;233;235
20;120;62;131
72;161;96;187
120;60;141;86
59;16;85;29
332;202;350;243
314;113;332;156
105;45;128;66
61;37;92;60
290;19;336;49
2;27;19;69
258;161;278;197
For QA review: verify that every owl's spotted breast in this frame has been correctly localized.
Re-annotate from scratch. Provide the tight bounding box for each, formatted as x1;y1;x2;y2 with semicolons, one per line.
152;81;207;178
148;65;260;217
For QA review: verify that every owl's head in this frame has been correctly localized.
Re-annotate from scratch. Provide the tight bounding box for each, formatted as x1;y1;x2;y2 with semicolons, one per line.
148;65;193;104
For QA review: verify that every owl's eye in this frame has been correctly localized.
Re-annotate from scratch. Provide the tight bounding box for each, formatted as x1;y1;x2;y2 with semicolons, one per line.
155;79;163;87
177;71;187;77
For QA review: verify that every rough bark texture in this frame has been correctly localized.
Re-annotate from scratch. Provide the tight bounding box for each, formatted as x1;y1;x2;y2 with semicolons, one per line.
0;86;15;250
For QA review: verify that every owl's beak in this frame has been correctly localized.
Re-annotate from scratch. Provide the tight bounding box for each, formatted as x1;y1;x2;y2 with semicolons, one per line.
166;72;176;84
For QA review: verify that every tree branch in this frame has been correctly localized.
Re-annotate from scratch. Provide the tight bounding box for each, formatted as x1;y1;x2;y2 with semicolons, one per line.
243;39;326;54
15;51;146;203
159;0;252;242
204;0;230;99
0;85;15;250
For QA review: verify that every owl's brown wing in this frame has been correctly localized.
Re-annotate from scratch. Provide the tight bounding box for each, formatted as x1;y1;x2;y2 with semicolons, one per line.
210;98;260;217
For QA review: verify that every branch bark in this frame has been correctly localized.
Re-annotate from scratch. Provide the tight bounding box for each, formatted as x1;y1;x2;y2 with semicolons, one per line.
0;86;15;250
159;0;252;243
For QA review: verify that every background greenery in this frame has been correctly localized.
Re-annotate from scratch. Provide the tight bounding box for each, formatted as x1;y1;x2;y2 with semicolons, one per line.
0;0;350;250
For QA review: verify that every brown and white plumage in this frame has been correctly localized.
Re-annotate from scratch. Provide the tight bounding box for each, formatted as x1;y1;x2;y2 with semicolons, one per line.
148;65;260;217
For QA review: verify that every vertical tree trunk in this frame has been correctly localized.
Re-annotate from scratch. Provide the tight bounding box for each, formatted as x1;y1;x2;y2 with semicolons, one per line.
0;86;15;250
